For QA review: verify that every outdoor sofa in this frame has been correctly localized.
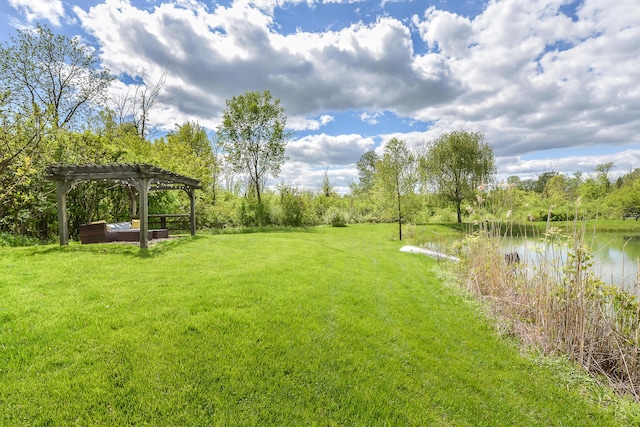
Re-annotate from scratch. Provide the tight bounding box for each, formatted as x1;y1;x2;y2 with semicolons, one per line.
78;221;169;244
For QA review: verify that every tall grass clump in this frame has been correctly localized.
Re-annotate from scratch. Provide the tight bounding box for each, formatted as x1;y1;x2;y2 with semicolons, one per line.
0;232;48;247
459;220;640;401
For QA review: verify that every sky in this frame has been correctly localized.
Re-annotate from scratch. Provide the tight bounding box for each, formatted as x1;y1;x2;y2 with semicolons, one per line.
1;0;639;193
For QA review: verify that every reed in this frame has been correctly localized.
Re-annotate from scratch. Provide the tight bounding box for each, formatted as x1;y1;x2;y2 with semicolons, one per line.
459;220;640;401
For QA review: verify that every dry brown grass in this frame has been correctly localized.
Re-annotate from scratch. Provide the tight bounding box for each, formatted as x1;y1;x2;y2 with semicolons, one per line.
459;222;640;401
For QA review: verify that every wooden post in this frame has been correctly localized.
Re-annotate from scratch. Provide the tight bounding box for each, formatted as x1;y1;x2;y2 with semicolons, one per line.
55;180;73;246
189;187;196;236
129;188;137;219
139;177;150;249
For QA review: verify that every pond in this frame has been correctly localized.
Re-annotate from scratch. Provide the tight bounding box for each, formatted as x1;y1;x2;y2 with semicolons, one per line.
501;232;640;291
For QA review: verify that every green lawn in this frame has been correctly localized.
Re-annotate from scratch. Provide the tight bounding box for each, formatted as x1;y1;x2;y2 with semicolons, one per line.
0;224;635;425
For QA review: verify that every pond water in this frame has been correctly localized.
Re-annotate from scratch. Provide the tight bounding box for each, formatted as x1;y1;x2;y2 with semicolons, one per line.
501;232;640;291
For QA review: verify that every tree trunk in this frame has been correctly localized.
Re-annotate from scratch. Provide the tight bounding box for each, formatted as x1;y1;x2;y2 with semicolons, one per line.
255;181;262;204
397;179;402;240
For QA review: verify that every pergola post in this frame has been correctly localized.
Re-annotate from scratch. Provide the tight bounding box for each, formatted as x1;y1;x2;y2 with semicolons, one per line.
55;180;73;246
189;187;197;236
139;177;150;249
129;187;138;219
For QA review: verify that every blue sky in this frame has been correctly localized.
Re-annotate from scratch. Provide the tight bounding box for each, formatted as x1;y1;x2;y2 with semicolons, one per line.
1;0;639;192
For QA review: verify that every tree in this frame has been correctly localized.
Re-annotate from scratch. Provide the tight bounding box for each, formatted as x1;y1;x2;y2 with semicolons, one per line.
209;132;223;204
155;121;215;189
217;90;291;204
373;138;418;240
356;150;378;194
152;122;215;221
321;167;335;197
506;175;522;188
545;174;570;204
595;161;614;193
534;171;559;194
420;130;495;223
110;69;167;140
519;178;537;192
0;23;113;130
0;91;44;175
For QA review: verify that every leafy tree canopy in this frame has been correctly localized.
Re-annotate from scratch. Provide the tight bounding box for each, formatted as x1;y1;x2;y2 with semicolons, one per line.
217;90;291;204
420;130;495;223
373;137;418;240
356;150;378;194
0;23;113;130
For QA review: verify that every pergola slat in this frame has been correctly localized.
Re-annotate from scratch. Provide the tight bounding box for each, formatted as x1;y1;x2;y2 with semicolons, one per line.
45;163;202;249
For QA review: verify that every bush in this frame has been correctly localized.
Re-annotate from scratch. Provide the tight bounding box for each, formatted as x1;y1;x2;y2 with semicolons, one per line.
0;232;46;247
324;207;348;227
278;185;306;227
239;197;272;226
428;208;456;223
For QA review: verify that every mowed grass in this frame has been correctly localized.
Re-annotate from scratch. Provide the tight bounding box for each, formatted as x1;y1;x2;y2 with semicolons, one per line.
0;224;631;425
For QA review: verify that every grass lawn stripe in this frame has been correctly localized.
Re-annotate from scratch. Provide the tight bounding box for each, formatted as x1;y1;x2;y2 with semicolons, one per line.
0;224;632;425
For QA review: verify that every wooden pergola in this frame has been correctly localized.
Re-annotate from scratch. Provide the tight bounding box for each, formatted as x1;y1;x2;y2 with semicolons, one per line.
45;163;202;249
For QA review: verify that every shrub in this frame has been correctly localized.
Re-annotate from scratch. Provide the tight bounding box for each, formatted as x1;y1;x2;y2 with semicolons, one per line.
0;232;45;247
278;185;306;227
324;207;348;227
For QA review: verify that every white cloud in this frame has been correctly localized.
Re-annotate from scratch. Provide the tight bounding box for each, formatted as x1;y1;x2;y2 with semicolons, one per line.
360;112;383;125
415;7;473;57
248;0;366;11
279;161;358;193
496;148;640;181
411;0;640;159
287;133;375;166
75;1;460;130
8;0;65;26
288;114;335;131
70;0;640;186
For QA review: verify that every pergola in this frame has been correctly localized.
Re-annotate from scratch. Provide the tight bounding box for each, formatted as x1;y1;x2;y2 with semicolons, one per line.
45;163;202;249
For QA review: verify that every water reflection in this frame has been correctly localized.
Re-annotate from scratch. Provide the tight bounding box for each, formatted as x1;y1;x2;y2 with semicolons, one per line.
502;233;640;290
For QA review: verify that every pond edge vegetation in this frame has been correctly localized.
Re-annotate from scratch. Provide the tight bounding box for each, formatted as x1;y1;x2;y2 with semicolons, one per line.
410;219;640;405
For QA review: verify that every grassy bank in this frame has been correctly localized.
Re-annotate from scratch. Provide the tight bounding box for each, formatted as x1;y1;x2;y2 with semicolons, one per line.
0;224;637;425
430;219;640;405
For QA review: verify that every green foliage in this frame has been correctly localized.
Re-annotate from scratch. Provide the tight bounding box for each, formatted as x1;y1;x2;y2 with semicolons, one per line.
217;90;291;204
355;149;378;194
373;138;419;240
150;121;218;222
420;130;496;223
201;190;244;228
0;23;113;130
533;171;560;194
239;195;274;226
428;207;458;223
0;232;46;247
320;168;335;198
277;184;308;227
154;121;215;188
324;206;349;227
595;162;615;193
